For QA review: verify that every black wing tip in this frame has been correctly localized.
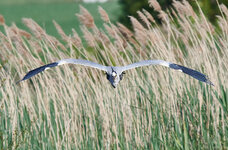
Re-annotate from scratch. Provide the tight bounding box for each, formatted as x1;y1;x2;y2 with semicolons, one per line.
16;76;28;84
208;82;214;86
169;63;214;86
16;62;59;84
16;80;22;84
205;77;214;86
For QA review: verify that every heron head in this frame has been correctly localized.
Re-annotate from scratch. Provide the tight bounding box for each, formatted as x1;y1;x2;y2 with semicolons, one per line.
106;69;125;88
112;71;117;77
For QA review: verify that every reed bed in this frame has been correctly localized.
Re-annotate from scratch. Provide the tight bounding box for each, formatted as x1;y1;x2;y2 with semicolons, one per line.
0;1;228;149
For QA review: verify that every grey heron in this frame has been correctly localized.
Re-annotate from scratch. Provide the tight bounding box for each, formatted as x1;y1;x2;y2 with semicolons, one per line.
17;59;213;88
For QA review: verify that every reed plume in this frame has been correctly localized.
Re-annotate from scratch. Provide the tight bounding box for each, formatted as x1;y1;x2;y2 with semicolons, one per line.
76;5;95;28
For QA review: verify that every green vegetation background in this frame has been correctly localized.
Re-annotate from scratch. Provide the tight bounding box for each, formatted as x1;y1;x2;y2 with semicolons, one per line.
119;0;228;28
0;0;121;37
1;0;227;37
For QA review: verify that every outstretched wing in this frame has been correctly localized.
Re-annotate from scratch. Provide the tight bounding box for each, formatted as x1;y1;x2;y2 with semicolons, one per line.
120;60;213;85
17;59;108;83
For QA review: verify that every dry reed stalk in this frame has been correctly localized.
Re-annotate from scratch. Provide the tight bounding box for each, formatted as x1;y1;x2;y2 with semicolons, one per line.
10;23;31;39
81;26;96;47
104;23;116;38
0;31;12;50
171;2;193;34
0;30;7;41
111;24;130;50
11;23;31;39
130;16;146;32
170;7;178;19
129;16;148;46
137;10;151;28
28;41;42;54
44;34;67;52
98;6;110;23
71;28;82;48
117;23;133;40
172;0;196;18
220;4;228;20
217;16;228;36
193;2;215;36
19;29;31;39
0;14;5;25
6;25;31;58
104;23;128;50
114;37;128;50
76;5;95;28
172;0;185;15
148;0;161;12
158;10;169;24
96;30;111;46
170;2;196;40
22;18;46;38
2;25;14;46
142;9;155;23
8;25;20;42
218;5;228;35
182;0;196;17
43;34;67;52
53;20;69;42
15;40;30;58
200;21;215;34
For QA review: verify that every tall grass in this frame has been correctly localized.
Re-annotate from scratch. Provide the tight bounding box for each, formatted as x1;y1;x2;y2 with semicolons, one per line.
0;1;228;149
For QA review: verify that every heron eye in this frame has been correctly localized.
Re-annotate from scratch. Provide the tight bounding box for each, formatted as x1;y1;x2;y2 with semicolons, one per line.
112;72;117;77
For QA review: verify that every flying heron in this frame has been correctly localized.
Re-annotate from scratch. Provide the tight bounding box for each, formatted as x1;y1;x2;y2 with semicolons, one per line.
17;59;213;88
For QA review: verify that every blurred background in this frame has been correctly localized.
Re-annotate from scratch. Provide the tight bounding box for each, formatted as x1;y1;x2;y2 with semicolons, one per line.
0;0;121;37
0;0;228;37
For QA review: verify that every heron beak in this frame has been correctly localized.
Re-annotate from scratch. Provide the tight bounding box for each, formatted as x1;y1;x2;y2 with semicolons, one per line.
111;82;118;88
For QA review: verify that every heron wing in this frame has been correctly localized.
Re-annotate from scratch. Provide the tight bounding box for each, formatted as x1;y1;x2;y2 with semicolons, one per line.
17;59;108;83
120;60;213;85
